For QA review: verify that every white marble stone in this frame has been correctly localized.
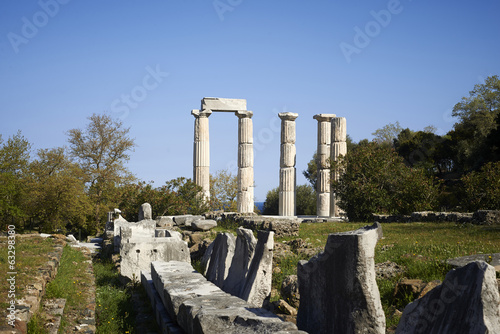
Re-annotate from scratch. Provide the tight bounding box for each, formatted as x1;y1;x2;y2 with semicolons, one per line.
314;114;336;218
202;97;247;111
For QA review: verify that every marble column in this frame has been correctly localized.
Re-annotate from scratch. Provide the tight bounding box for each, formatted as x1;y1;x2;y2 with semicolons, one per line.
279;112;299;216
192;109;212;201
313;114;336;217
330;117;347;217
236;110;254;213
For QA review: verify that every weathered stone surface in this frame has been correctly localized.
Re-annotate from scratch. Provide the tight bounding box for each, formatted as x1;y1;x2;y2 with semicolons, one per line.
473;210;500;225
396;261;500;334
205;233;236;288
331;117;347;142
120;220;156;241
375;261;405;280
139;203;152;221
224;228;257;297
297;222;385;334
174;215;204;227
201;97;247;111
242;217;300;237
156;216;175;228
121;238;190;280
447;253;500;272
191;220;217;231
113;214;128;252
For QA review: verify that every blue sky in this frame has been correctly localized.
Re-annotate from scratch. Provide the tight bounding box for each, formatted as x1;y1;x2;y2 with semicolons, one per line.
1;0;499;201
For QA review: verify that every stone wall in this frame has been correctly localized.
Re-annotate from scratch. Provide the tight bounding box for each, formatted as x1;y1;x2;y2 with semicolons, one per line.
373;210;500;225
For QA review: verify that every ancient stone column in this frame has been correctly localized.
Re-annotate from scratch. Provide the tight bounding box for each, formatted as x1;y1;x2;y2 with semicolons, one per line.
192;109;212;201
313;114;336;217
330;117;347;217
236;110;254;213
279;112;299;216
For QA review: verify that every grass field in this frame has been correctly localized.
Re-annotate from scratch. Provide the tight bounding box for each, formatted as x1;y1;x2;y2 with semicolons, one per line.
273;221;500;328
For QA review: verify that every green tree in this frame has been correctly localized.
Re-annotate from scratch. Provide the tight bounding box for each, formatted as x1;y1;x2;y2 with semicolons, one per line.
261;184;316;216
461;161;500;211
451;75;500;171
0;131;31;226
372;121;403;146
67;113;135;232
209;169;238;212
26;148;90;233
332;142;440;221
262;187;279;215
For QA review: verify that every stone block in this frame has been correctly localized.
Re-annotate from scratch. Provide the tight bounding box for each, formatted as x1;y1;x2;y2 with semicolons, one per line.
238;166;254;190
205;233;236;288
331;117;347;142
224;228;257;297
279;191;296;217
280;119;297;144
139;203;152;221
396;261;500;334
193;141;210;166
113;215;128;252
280;143;296;168
121;238;190;280
316;119;332;145
297;222;385;334
120;220;156;241
174;215;204;227
331;141;347;159
241;217;300;238
237;190;254;214
238;143;254;168
279;167;296;192
473;210;500;225
317;169;330;193
156;216;174;228
316;193;330;217
191;220;217;231
202;97;247;111
238;116;253;144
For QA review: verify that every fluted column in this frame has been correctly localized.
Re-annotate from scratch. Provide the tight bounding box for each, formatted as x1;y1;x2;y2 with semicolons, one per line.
330;117;347;217
279;112;299;216
192;109;212;201
313;114;336;217
236;110;254;213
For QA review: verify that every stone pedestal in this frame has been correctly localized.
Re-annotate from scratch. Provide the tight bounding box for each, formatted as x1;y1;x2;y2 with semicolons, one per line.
313;114;336;217
236;110;254;213
192;109;212;201
330;117;347;218
279;112;298;216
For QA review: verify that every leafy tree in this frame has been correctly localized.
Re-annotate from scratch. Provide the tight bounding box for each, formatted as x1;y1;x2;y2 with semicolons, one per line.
451;75;500;171
209;169;238;212
262;187;279;215
372;121;403;146
261;184;316;216
461;161;500;211
0;131;31;225
117;177;208;221
67;113;135;231
394;129;455;175
25;148;90;233
332;142;440;221
296;184;316;215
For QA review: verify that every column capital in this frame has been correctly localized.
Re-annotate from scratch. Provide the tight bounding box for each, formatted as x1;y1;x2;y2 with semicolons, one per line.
235;110;253;119
313;114;336;122
278;112;298;121
191;109;212;118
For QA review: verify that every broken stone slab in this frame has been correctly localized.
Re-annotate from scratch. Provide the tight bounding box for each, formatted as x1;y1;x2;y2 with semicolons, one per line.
297;222;385;334
120;219;156;242
174;215;204;227
191;219;217;231
396;261;500;334
205;233;236;288
239;230;274;307
141;271;186;334
241;217;300;237
139;202;153;221
156;216;175;228
447;253;500;272
113;214;129;252
201;241;214;276
120;238;190;280
223;227;257;297
151;261;304;334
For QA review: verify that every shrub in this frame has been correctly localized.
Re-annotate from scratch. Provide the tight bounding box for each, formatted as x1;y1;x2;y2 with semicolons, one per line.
461;161;500;210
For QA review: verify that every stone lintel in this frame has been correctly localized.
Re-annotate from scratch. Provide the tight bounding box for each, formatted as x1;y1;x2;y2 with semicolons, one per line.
191;109;212;118
313;114;336;122
278;112;299;121
202;97;247;111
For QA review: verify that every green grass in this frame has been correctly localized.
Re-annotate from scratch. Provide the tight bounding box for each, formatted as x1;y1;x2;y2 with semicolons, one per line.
271;221;500;328
93;258;135;334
